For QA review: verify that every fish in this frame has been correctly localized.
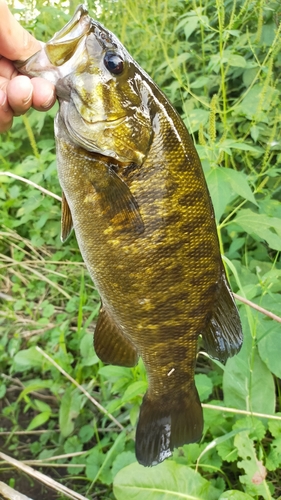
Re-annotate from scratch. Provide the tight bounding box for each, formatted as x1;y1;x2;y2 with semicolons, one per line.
16;5;243;467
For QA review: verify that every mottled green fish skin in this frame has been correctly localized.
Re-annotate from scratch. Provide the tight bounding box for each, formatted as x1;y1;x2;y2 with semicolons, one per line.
17;5;243;467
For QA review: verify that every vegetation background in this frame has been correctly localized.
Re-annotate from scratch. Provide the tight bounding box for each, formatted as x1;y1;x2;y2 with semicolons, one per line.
0;0;281;498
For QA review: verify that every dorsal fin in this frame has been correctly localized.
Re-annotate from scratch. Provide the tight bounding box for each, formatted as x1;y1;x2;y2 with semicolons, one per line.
61;191;73;242
94;305;139;367
203;274;243;363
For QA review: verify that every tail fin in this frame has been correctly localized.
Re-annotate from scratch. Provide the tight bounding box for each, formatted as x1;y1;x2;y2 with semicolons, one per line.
135;386;203;467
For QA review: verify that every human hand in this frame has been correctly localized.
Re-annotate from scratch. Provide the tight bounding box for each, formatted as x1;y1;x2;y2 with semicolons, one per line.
0;0;56;133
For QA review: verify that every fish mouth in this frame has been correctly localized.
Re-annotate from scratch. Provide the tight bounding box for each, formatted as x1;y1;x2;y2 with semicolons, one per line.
15;5;92;79
45;5;92;66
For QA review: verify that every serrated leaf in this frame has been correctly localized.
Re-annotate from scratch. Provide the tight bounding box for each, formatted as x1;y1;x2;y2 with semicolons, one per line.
195;373;213;402
233;417;266;441
113;461;219;500
217;439;238;463
268;415;281;438
235;432;269;499
266;436;281;471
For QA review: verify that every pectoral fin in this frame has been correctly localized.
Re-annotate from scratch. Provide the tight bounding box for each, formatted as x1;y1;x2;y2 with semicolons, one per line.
203;274;243;363
94;306;139;367
61;191;73;242
91;165;144;235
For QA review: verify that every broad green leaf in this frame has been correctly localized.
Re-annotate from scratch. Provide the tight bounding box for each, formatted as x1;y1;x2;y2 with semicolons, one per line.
223;343;275;415
219;169;257;206
228;54;247;68
219;491;254;500
111;451;136;479
257;324;281;378
234;209;281;251
113;461;219;500
205;167;234;221
13;347;44;371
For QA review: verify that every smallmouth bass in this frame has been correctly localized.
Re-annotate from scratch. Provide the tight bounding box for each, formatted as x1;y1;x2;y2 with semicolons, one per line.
17;5;243;466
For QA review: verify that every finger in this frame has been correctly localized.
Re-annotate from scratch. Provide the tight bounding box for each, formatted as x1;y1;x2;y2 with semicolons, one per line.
0;1;41;61
6;75;33;115
0;88;13;133
31;77;56;110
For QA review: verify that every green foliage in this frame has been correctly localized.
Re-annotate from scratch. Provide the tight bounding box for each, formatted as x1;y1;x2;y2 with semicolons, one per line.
0;0;280;498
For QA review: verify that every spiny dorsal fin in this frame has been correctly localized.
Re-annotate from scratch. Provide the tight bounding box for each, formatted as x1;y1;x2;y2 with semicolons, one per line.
94;305;139;367
61;191;73;242
203;273;243;363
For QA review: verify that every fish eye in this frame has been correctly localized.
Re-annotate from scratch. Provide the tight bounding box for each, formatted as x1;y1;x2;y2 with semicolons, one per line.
104;51;124;75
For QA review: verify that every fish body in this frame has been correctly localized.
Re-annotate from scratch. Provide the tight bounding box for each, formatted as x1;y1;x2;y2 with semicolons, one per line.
17;6;243;466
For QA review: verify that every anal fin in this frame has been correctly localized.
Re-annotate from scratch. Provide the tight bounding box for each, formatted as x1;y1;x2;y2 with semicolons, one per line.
203;273;243;363
94;306;139;367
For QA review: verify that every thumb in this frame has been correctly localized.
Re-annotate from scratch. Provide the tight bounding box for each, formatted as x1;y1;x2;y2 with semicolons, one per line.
0;1;41;61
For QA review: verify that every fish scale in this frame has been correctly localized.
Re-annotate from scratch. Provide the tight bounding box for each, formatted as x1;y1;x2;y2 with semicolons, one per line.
17;5;243;466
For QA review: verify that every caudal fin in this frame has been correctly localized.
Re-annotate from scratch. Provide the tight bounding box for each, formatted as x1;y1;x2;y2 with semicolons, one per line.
135;386;203;467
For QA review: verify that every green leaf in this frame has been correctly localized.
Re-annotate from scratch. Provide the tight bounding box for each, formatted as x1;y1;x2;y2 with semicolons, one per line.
219;169;257;206
27;411;51;431
113;461;219;500
228;54;247;68
121;380;147;403
59;388;82;437
111;451;136;479
235;432;270;499
80;333;99;366
268;414;281;438
195;373;213;402
13;347;44;371
219;491;254;500
234;209;281;251
205;168;234;221
223;343;275;415
257;324;281;378
266;436;281;471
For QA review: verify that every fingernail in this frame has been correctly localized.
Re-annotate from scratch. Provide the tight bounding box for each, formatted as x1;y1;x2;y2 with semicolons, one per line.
0;90;9;111
42;90;56;109
22;88;33;105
